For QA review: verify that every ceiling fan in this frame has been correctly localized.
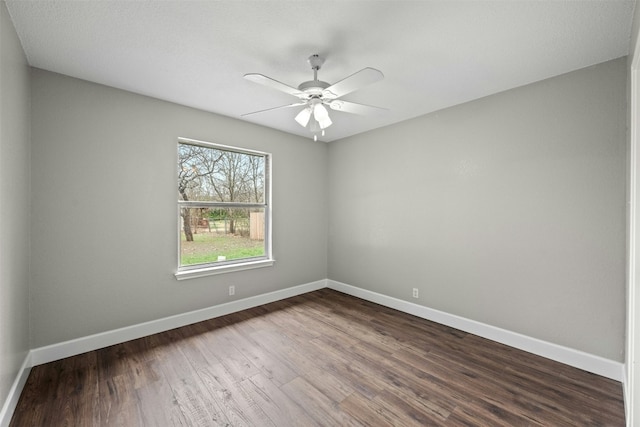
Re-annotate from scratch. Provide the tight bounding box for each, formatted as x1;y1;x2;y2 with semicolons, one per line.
242;54;385;140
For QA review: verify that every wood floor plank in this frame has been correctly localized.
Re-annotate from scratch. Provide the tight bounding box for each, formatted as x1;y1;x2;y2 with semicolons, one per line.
427;342;622;425
278;343;356;403
158;352;225;426
307;335;388;400
195;363;276;427
10;289;626;426
281;376;364;427
372;389;452;426
348;342;456;420
339;391;399;427
134;374;190;427
99;374;144;426
240;373;319;426
392;344;577;425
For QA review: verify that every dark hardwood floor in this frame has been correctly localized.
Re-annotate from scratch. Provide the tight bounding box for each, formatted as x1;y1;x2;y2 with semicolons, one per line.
11;289;625;426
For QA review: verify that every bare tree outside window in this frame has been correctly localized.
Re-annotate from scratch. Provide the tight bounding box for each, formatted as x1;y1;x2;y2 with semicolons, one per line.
177;139;269;269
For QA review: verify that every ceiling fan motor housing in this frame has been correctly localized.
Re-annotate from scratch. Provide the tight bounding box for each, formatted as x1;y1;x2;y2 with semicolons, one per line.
298;79;330;96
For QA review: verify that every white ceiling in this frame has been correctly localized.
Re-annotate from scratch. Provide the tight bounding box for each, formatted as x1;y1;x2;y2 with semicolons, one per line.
5;0;636;142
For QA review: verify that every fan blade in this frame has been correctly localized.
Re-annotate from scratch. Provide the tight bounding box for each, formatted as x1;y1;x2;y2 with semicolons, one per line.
244;73;305;98
241;102;307;117
326;100;386;115
321;68;384;99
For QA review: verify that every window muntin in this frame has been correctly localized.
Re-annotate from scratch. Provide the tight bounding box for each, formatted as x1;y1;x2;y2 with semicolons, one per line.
177;138;270;272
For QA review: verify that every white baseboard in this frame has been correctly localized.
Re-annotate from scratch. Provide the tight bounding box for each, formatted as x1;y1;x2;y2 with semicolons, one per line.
0;352;31;427
30;279;326;366
327;279;624;382
623;363;630;425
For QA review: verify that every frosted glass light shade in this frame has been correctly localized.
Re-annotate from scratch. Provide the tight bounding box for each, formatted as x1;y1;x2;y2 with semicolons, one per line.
295;107;312;127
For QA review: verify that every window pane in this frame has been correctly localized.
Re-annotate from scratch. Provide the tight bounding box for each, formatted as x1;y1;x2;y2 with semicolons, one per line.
178;144;265;203
179;206;266;267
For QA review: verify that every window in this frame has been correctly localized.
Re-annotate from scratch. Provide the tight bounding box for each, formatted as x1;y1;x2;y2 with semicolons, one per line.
175;138;272;279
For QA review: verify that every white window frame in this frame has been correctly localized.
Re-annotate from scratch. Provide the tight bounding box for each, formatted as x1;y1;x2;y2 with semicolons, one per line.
174;137;273;280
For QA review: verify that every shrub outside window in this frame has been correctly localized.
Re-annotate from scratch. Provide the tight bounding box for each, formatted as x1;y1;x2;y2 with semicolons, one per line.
176;138;271;277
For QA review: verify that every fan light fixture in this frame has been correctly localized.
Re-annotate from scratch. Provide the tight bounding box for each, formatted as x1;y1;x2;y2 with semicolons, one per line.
294;107;311;127
294;99;332;135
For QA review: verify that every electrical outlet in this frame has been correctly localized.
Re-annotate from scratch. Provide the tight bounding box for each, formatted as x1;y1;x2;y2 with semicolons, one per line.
229;285;235;296
412;288;419;298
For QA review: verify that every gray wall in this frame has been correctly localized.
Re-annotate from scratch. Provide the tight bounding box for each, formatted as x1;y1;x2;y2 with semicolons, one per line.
628;2;639;421
328;57;627;361
632;2;640;64
0;0;31;411
30;69;327;348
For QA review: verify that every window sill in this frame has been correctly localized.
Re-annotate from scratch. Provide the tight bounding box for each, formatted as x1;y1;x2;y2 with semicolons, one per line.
174;259;275;281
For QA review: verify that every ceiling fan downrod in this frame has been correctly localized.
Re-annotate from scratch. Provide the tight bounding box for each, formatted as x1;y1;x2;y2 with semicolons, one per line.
298;54;331;95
